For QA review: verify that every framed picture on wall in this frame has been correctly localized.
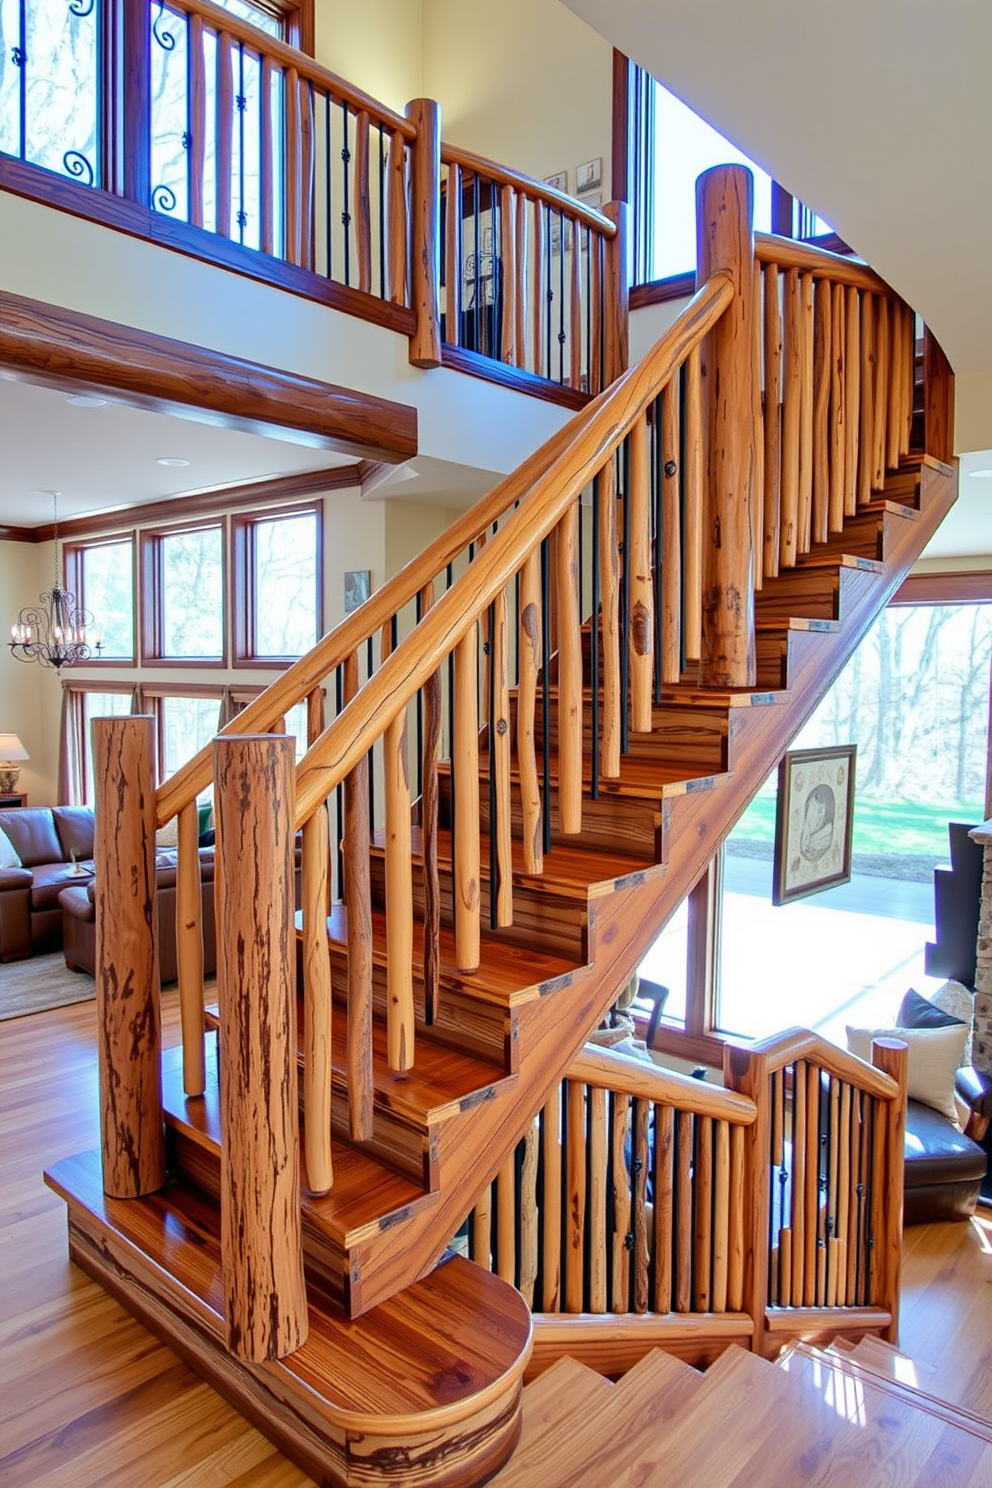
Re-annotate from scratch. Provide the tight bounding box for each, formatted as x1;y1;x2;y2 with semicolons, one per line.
575;157;602;193
544;170;568;194
344;569;370;614
772;744;857;905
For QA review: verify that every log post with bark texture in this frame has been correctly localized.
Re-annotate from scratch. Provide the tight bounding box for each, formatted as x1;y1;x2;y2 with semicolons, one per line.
93;715;166;1199
603;201;629;386
696;164;756;687
406;97;442;368
215;733;308;1363
872;1036;908;1345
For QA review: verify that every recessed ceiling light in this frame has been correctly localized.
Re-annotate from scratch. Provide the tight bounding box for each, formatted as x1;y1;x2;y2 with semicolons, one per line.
968;467;992;479
156;456;190;468
65;392;108;407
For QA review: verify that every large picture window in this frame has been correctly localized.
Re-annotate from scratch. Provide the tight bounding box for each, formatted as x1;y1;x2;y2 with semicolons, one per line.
142;521;225;663
64;536;136;663
233;504;321;663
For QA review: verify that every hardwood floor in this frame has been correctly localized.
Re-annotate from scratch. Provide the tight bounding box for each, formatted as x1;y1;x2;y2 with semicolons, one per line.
3;991;992;1485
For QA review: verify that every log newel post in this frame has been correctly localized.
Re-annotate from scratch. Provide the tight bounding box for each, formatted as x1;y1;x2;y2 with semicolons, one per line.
871;1037;908;1344
695;164;757;688
215;733;308;1363
406;96;442;368
603;200;630;386
724;1044;770;1358
94;715;166;1199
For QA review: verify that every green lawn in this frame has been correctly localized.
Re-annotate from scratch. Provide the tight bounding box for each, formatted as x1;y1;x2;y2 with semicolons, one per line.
732;794;983;858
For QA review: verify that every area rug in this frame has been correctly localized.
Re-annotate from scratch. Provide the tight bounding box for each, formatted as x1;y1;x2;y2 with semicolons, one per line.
0;952;96;1021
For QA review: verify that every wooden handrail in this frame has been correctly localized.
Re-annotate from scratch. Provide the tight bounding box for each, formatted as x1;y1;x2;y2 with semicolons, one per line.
158;0;415;138
754;233;894;294
566;1046;757;1126
726;1027;901;1102
293;271;734;827
442;142;617;235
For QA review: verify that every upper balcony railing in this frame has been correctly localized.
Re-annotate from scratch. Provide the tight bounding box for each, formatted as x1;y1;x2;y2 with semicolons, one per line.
0;0;618;401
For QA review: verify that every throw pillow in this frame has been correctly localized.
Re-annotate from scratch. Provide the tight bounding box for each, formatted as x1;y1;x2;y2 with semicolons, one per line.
898;985;973;1066
0;825;22;868
846;1021;968;1128
156;818;179;848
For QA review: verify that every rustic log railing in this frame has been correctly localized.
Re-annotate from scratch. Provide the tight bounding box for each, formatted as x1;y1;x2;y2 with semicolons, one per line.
463;1034;907;1372
440;144;623;394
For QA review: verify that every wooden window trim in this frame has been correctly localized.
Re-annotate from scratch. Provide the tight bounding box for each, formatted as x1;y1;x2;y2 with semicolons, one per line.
63;532;138;667
231;501;323;668
140;518;227;667
890;571;992;606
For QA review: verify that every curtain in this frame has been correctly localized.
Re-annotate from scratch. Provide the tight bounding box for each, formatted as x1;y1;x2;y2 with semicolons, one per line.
57;685;85;805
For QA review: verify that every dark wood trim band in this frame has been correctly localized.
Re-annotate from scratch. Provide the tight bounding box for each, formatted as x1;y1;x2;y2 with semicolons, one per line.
439;345;590;410
27;467;358;543
0;287;418;462
0;524;36;542
630;273;696;310
891;571;992;605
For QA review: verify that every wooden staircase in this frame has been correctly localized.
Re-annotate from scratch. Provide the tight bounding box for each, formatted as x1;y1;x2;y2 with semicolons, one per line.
488;1337;992;1486
46;164;959;1488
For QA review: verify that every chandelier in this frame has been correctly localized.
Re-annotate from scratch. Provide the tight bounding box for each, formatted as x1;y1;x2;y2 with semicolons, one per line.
9;494;102;671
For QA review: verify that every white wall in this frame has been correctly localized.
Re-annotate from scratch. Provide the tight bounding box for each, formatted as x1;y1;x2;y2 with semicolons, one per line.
314;0;424;115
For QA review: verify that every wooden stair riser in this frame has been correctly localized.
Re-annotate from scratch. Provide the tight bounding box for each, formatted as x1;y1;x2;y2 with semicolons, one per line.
505;691;731;777
754;566;841;622
793;501;919;564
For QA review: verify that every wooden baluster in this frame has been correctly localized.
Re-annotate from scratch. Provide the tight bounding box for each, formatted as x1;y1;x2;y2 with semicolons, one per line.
812;278;832;542
381;622;414;1071
444;162;460;343
514;189;526;369
829;282;846;532
728;1121;745;1312
215;733;307;1362
661;383;682;686
629;414;654;724
216;33;234;240
420;582;442;1023
873;297;890;488
453;623;480;971
188;15;206;230
826;1076;841;1307
610;1092;631;1313
779;266;801;568
556;501;582;834
633;1099;650;1313
790;1060;806;1307
872;1039;908;1342
302;802;333;1195
923;327;955;466
260;59;275;256
176;799;205;1098
751;260;765;588
724;1043;772;1358
298;77;313;271
836;1081;853;1304
354;109;372;294
886;303;903;474
473;1184;492;1272
848;1091;867;1304
517;549;543;875
844;286;861;517
496;1151;516;1283
519;1122;539;1307
675;1110;693;1312
343;649;373;1141
653;1104;674;1314
762;262;782;578
590;227;603;392
712;1120;730;1312
589;1085;608;1312
532;197;546;376
94;717;165;1198
858;293;875;507
599;455;621;777
902;304;915;455
798;272;814;553
803;1063;820;1307
603;201;629;384
542;1087;562;1311
285;65;301;265
693;1115;713;1311
387;128;408;305
697;165;755;686
684;346;703;660
768;1067;783;1305
565;1080;587;1311
406;97;441;368
501;183;516;366
490;586;513;926
570;213;582;390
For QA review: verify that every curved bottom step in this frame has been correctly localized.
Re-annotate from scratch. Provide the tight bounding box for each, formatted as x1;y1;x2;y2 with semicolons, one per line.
45;1150;532;1488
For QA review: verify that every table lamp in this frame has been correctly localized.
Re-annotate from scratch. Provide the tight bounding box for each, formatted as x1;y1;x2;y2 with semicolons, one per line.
0;735;29;793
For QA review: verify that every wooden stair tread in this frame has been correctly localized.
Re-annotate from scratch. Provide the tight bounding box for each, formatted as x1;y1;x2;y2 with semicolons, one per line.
794;1341;992;1441
314;904;581;1006
754;614;841;633
512;1359;614;1462
45;1149;530;1427
468;751;730;799
793;551;884;573
161;1041;433;1243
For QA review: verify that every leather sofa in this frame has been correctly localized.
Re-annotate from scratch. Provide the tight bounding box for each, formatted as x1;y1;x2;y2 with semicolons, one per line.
903;1068;991;1224
0;807;96;960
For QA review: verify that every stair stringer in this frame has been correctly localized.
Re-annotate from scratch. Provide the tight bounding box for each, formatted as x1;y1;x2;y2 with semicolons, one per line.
339;454;957;1315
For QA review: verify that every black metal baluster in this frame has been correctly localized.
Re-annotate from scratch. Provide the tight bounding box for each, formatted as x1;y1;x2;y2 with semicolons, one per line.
545;206;553;381
598;234;606;391
557;210;566;384
341;101;351;286
591;472;600;800
473;175;481;354
378;123;386;299
585;225;592;394
324;91;332;278
15;0;27;161
235;42;246;243
678;362;688;676
540;536;551;857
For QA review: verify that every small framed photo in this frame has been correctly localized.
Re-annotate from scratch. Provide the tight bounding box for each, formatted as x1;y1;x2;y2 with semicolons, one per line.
344;569;370;614
544;170;568;194
773;745;857;905
576;157;602;194
581;191;602;213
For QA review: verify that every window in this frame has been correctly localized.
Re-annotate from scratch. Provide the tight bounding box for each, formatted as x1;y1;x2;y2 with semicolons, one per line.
79;690;135;803
0;0;101;185
142;522;225;663
64;537;136;662
233;504;321;663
